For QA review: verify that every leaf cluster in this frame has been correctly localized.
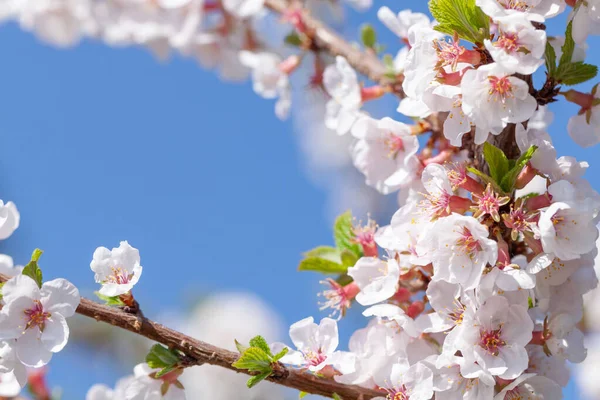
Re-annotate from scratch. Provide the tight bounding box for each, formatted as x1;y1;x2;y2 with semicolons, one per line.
232;335;289;388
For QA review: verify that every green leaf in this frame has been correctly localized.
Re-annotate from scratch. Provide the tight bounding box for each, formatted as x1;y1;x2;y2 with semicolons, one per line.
299;392;309;399
360;24;377;49
466;167;504;193
340;249;359;268
246;370;272;388
557;62;598;85
298;257;347;274
429;0;490;44
22;249;44;288
272;347;289;362
528;296;534;309
559;21;575;67
249;336;273;357
232;347;272;371
284;32;303;47
302;246;342;264
500;145;537;192
146;344;181;370
235;340;249;354
333;394;343;400
155;365;177;379
544;41;557;77
333;211;362;259
483;142;510;184
95;292;126;306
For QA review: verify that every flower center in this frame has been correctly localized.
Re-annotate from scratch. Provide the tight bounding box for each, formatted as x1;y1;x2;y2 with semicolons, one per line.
505;387;522;400
496;32;520;53
479;328;506;356
106;266;132;285
385;386;409;400
446;299;466;326
24;300;51;331
488;76;513;103
304;349;328;367
473;185;510;221
456;227;482;258
318;279;359;320
384;134;405;159
433;39;465;71
500;0;530;11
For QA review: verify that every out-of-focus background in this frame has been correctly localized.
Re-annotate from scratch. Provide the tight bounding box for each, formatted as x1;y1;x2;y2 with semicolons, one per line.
0;1;598;399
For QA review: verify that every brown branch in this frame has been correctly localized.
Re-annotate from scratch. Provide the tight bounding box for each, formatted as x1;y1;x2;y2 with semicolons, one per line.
0;274;382;400
264;0;403;95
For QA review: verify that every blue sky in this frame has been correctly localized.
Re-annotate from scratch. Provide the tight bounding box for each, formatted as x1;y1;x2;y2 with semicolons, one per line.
0;2;597;398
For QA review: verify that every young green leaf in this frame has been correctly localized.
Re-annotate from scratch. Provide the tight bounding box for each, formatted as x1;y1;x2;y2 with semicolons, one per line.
360;24;377;49
249;336;273;357
284;32;303;47
558;62;598;86
333;394;343;400
22;248;44;288
235;340;249;354
299;392;308;399
298;257;347;274
146;344;181;370
333;211;362;258
429;0;490;44
154;365;177;379
272;347;289;362
95;292;126;306
232;347;272;371
340;249;359;268
544;41;557;77
559;21;575;67
499;145;537;191
483;142;510;184
247;370;273;388
466;167;504;194
302;246;342;264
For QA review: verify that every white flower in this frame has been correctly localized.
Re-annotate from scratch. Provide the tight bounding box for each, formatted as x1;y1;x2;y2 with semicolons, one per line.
349;116;420;194
377;7;430;39
348;257;400;306
423;355;495;399
461;63;537;144
571;0;600;44
373;362;433;400
0;255;22;279
222;0;264;18
476;0;564;20
274;317;339;372
238;51;292;120
416;214;498;290
567;89;600;148
485;13;546;74
0;275;80;367
126;363;186;400
538;202;598;261
494;373;562;400
323;57;362;135
0;341;26;390
91;241;143;297
527;344;570;387
456;295;533;380
0;201;19;240
363;303;420;337
545;313;586;363
0;371;21;398
86;376;135;400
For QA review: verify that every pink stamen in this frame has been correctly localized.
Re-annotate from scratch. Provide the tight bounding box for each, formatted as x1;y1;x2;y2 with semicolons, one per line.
385;134;405;159
24;300;51;331
106;267;132;285
496;32;520;53
472;184;510;222
303;349;328;367
479;328;505;356
488;76;513;103
318;280;359;319
352;219;378;257
456;227;482;258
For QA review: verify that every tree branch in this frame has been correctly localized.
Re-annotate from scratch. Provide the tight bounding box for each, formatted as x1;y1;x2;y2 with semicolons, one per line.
0;273;382;400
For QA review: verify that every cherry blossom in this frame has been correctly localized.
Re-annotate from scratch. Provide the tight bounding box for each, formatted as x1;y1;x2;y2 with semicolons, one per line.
91;241;143;297
373;362;433;400
0;275;80;367
86;376;135;400
323;56;363;135
347;257;400;306
125;363;186;400
273;317;341;372
461;63;537;144
0;201;19;240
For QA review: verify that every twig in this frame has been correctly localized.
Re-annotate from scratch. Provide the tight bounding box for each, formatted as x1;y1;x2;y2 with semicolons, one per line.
0;274;383;400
